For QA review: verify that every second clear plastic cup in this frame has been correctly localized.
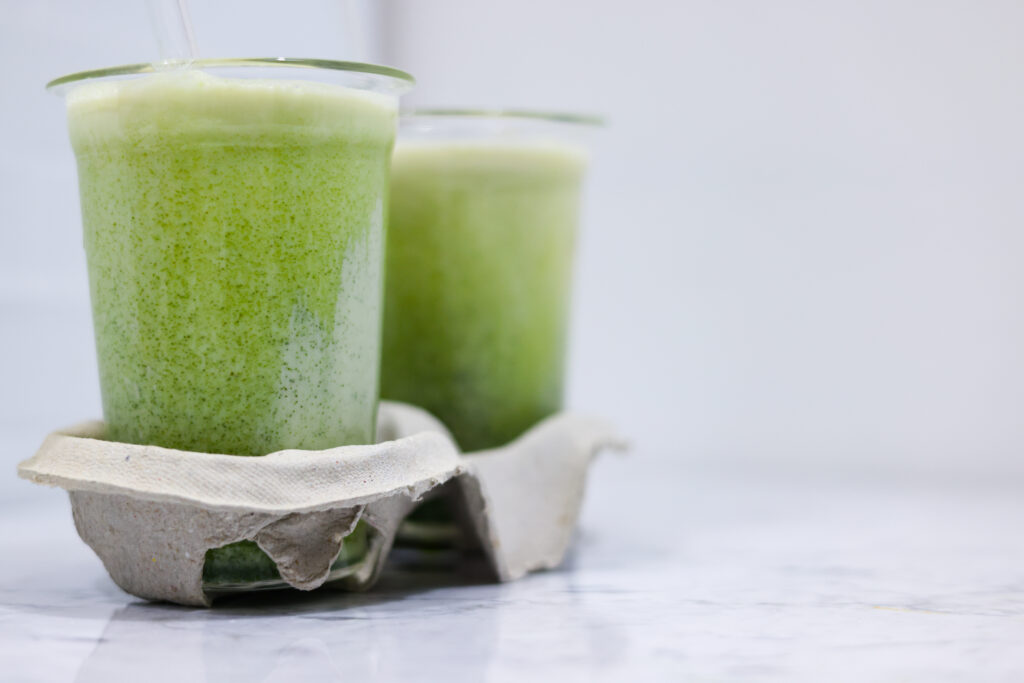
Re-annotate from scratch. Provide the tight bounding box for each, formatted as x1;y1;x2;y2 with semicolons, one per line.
382;111;600;453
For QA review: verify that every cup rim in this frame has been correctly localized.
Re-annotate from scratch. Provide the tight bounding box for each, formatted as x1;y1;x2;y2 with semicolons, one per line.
403;108;604;127
46;57;415;95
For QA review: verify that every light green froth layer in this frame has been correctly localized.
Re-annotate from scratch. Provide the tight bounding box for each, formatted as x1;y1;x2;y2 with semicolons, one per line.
68;71;395;149
70;72;395;456
382;141;586;451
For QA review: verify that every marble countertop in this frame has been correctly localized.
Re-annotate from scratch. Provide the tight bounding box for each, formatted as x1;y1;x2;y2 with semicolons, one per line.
1;455;1022;682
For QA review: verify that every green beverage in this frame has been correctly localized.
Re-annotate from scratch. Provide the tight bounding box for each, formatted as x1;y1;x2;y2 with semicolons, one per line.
382;116;592;452
55;60;412;590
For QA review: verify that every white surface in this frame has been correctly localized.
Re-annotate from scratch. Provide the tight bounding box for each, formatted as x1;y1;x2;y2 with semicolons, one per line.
2;456;1023;682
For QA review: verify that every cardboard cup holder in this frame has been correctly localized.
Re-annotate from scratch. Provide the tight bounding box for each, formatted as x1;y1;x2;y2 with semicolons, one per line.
18;402;623;606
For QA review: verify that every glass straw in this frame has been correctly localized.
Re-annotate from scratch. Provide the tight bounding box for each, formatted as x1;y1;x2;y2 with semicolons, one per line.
146;0;198;67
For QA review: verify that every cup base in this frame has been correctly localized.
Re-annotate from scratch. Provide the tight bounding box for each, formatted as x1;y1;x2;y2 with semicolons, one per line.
203;520;376;596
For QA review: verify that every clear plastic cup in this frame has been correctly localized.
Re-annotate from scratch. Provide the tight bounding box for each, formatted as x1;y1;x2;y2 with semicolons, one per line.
50;58;413;595
382;110;600;452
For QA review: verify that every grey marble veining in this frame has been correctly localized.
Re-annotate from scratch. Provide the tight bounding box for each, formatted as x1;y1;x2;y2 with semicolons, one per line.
2;455;1022;682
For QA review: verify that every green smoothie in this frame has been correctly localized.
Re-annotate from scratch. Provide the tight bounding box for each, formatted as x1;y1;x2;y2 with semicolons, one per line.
382;140;587;451
65;69;400;588
69;71;394;455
